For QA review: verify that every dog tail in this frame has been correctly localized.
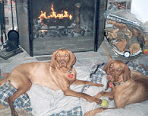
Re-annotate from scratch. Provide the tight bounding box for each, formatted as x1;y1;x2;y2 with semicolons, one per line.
0;74;10;87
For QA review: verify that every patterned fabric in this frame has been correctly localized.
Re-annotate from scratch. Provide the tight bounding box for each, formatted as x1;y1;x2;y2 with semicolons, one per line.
0;61;146;116
82;63;107;93
126;61;146;75
50;106;82;116
90;63;106;83
0;81;32;111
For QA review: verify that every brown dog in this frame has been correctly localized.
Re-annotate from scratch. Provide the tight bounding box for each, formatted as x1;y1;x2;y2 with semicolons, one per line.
0;49;102;116
84;60;148;116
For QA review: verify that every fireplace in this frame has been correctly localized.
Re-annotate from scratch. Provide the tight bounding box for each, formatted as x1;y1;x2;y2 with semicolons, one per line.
15;0;107;56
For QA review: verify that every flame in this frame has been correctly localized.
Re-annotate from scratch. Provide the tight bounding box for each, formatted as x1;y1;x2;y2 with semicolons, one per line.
39;4;72;25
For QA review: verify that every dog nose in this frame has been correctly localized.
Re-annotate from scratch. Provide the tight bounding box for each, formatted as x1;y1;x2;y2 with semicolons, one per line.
60;60;65;64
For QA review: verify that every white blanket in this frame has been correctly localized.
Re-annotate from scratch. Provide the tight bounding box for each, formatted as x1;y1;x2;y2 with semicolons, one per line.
27;84;83;116
27;68;90;116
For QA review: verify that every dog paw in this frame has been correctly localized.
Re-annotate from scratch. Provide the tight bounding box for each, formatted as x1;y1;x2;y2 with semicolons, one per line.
86;96;101;104
11;112;18;116
95;91;104;98
93;97;102;104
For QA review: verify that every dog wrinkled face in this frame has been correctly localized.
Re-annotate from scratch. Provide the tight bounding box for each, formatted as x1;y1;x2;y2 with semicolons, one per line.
104;60;130;83
107;62;124;82
50;49;76;70
56;50;70;68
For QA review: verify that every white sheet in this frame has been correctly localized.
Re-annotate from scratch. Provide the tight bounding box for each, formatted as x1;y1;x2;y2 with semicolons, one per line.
27;84;83;116
27;68;90;116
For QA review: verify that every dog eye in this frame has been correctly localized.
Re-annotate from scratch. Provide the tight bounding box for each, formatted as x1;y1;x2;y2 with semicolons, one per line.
57;54;60;57
65;54;68;57
118;68;122;71
110;64;113;68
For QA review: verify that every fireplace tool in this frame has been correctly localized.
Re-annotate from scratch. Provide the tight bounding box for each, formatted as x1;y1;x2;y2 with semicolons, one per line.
0;0;7;45
0;0;23;60
71;3;85;37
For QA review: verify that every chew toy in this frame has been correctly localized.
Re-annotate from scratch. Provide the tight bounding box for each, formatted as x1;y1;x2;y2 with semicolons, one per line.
101;99;109;108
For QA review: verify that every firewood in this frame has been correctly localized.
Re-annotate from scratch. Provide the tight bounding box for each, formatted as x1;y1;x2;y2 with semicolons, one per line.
116;31;125;39
107;32;113;39
107;20;127;32
105;28;119;39
125;28;132;38
106;19;116;24
133;28;141;37
144;35;148;45
104;28;119;33
113;22;127;31
124;35;139;49
129;43;140;53
145;40;148;45
113;39;127;52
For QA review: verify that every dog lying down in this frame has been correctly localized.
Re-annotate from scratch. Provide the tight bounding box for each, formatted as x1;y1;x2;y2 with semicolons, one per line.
84;60;148;116
0;49;103;116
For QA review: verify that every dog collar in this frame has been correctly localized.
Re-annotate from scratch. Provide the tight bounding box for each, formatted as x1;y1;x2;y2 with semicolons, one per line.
113;82;124;86
67;70;72;73
109;82;125;88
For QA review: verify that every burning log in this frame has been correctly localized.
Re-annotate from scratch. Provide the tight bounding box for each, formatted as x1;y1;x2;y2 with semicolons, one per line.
39;4;72;27
42;17;72;27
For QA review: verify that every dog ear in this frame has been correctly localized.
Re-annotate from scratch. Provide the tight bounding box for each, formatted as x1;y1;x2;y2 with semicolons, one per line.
123;65;131;82
103;60;114;74
67;51;76;69
50;51;57;68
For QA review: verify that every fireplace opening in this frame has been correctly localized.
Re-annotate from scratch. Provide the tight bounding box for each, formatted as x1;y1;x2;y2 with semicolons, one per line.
15;0;107;56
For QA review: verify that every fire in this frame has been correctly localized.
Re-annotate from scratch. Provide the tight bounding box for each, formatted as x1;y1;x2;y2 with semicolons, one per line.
39;4;72;25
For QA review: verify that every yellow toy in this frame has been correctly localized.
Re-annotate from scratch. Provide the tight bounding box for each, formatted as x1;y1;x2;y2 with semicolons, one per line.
101;99;109;108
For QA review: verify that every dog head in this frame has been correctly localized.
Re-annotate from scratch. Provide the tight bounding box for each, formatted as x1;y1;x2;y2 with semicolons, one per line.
50;49;76;70
104;60;131;83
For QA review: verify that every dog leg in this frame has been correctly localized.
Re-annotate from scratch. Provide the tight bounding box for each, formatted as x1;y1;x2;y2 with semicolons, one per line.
73;80;103;87
95;91;114;99
63;88;102;103
7;86;31;116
